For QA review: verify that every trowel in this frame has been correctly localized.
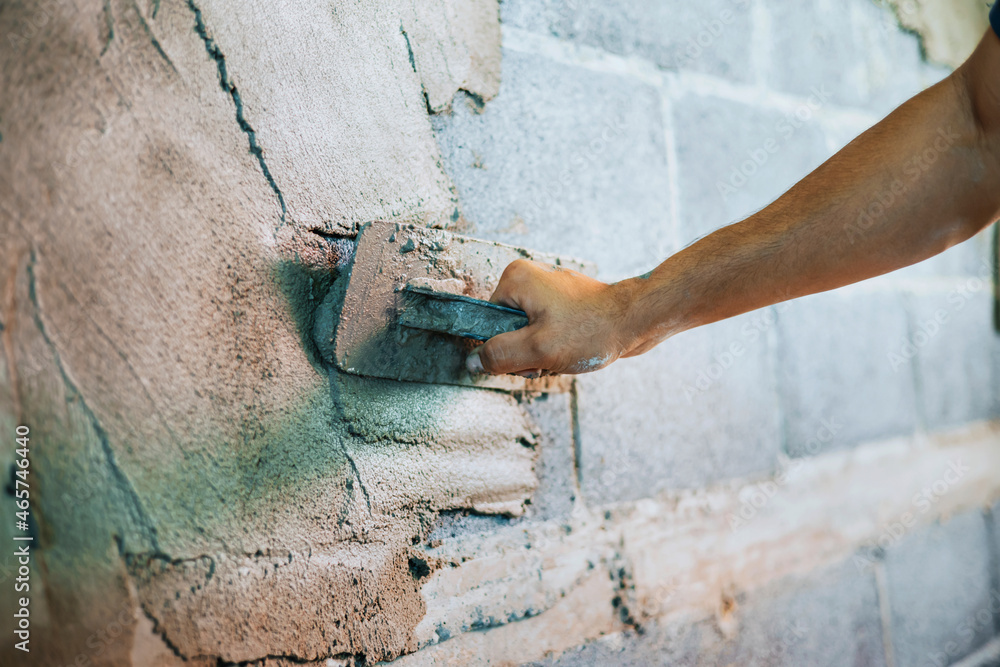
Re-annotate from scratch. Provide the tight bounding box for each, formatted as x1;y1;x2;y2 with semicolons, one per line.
313;220;596;392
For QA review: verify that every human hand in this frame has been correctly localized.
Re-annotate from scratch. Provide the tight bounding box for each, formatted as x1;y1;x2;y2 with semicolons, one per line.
466;259;639;377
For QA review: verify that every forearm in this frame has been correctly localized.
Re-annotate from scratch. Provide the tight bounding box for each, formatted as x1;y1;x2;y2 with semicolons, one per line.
475;30;1000;377
618;40;1000;353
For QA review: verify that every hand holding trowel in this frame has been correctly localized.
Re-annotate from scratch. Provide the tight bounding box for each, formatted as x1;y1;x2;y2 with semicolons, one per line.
313;221;596;392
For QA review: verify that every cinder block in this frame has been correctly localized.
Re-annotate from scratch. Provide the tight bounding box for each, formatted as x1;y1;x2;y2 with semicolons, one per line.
907;289;1000;431
776;289;919;456
884;511;996;667
524;393;578;521
991;502;1000;591
762;0;924;113
575;311;781;506
530;556;886;666
524;617;699;666
711;558;886;666
986;501;1000;592
848;0;944;115
672;93;829;244
502;0;755;82
431;50;672;280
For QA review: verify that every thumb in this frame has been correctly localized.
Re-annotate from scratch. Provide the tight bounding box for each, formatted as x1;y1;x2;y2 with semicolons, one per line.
469;327;539;375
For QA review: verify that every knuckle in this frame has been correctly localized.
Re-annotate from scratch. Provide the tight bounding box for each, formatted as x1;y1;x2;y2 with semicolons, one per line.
503;259;532;280
528;336;552;366
480;342;506;371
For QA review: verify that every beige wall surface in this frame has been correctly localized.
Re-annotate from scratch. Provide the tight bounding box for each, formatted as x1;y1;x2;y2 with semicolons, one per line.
0;0;997;665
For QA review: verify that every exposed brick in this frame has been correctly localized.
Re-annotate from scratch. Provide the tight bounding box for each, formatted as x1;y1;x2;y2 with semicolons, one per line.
672;92;829;244
502;0;755;82
431;50;672;280
530;556;886;666
524;393;578;521
850;0;951;116
710;558;887;666
907;290;1000;431
884;511;996;667
763;1;867;107
776;289;919;456
990;503;1000;619
762;0;929;114
575;312;781;506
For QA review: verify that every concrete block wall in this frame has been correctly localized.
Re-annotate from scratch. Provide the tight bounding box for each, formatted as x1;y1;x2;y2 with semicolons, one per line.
2;0;997;664
530;509;1000;667
433;0;1000;479
423;0;1000;664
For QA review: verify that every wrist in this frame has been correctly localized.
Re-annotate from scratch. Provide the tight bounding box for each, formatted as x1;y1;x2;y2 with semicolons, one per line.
609;266;691;356
607;275;656;355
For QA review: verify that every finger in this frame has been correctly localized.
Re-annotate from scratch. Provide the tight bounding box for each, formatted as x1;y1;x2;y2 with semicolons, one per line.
474;327;542;375
488;259;534;308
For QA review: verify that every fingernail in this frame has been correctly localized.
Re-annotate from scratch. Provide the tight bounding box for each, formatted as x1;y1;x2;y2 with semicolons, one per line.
466;350;484;375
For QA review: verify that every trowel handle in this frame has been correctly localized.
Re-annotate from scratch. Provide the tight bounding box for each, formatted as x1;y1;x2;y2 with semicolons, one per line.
399;286;529;342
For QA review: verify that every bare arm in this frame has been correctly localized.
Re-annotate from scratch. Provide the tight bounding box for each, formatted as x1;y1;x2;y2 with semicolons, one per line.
472;29;1000;377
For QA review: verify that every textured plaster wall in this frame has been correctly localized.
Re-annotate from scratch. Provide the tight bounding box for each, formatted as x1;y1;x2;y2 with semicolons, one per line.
0;0;998;666
0;0;528;664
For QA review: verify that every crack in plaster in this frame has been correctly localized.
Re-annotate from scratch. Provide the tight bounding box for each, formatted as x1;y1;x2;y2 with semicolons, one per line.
137;600;188;662
26;249;161;555
2;257;22;424
399;24;434;115
341;444;373;515
101;0;115;56
216;651;364;666
131;0;177;72
51;277;190;461
186;0;288;225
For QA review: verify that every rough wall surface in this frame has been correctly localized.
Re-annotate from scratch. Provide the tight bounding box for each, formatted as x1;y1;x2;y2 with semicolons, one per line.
884;0;991;67
1;0;527;663
0;1;998;666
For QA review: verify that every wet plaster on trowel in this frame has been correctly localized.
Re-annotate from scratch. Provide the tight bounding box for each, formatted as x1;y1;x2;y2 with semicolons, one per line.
1;0;528;664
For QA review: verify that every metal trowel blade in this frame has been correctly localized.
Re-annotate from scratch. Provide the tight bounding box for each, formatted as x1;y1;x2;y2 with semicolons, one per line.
313;220;596;392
